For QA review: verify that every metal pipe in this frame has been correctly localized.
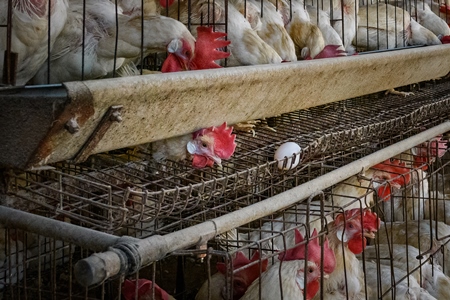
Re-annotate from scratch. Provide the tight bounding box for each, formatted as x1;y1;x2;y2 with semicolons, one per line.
0;206;138;252
73;121;450;286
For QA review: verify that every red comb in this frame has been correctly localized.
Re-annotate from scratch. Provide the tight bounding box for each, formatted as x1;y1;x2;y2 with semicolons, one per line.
307;229;336;274
321;237;336;274
412;135;448;169
440;4;450;14
363;209;381;232
216;251;267;273
278;229;306;261
441;35;450;44
335;208;362;226
198;122;236;159
414;135;448;158
278;229;336;274
159;0;175;8
429;135;448;158
122;279;171;300
216;250;268;298
371;159;411;186
217;251;250;274
245;251;269;278
189;26;231;70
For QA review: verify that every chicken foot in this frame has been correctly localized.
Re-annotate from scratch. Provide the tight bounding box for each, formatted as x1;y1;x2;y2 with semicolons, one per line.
233;119;277;137
385;88;415;97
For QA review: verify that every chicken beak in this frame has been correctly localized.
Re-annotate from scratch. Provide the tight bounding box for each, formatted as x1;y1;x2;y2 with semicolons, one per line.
364;231;376;239
210;155;222;166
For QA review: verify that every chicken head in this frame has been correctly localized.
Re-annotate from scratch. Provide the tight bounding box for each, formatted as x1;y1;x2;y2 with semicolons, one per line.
334;208;380;254
277;228;336;299
362;209;381;239
161;38;195;72
412;135;448;170
122;278;174;300
441;36;450;44
187;122;236;168
15;0;56;17
278;228;336;274
371;159;412;201
216;251;268;299
162;26;230;72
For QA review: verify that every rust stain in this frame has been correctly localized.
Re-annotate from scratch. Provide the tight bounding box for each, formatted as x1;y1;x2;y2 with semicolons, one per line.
27;82;95;168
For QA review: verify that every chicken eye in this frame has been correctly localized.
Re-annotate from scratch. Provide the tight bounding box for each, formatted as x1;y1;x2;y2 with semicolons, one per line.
348;223;354;229
389;158;395;163
202;142;208;148
308;267;314;273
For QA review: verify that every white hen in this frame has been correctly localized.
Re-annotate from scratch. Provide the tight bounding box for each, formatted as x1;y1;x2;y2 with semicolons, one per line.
363;261;436;300
32;0;195;83
0;0;68;85
361;244;450;299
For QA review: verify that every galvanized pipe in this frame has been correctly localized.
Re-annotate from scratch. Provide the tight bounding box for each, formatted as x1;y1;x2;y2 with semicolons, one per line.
73;121;450;286
0;206;138;252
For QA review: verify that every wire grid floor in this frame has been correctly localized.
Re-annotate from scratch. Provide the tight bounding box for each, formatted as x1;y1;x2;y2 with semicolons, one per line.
2;79;450;233
2;156;447;300
1;139;450;299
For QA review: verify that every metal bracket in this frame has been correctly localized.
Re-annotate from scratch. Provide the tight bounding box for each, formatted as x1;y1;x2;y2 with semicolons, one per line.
2;50;18;86
2;0;18;86
72;105;124;163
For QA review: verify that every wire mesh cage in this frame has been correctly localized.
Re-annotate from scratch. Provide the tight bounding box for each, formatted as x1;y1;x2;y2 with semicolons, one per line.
1;0;450;86
2;80;450;234
0;80;449;298
2;0;450;299
1;138;450;299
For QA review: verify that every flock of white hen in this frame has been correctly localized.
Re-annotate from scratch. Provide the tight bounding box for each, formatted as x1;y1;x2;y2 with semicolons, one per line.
2;0;450;299
191;137;450;300
1;0;449;86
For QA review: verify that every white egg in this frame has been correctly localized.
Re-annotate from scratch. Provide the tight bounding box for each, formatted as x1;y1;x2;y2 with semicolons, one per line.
274;142;301;170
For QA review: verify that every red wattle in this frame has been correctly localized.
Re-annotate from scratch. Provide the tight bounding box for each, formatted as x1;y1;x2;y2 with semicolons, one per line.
192;155;214;168
348;236;366;254
161;53;186;73
377;185;391;201
306;280;320;300
414;156;429;171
